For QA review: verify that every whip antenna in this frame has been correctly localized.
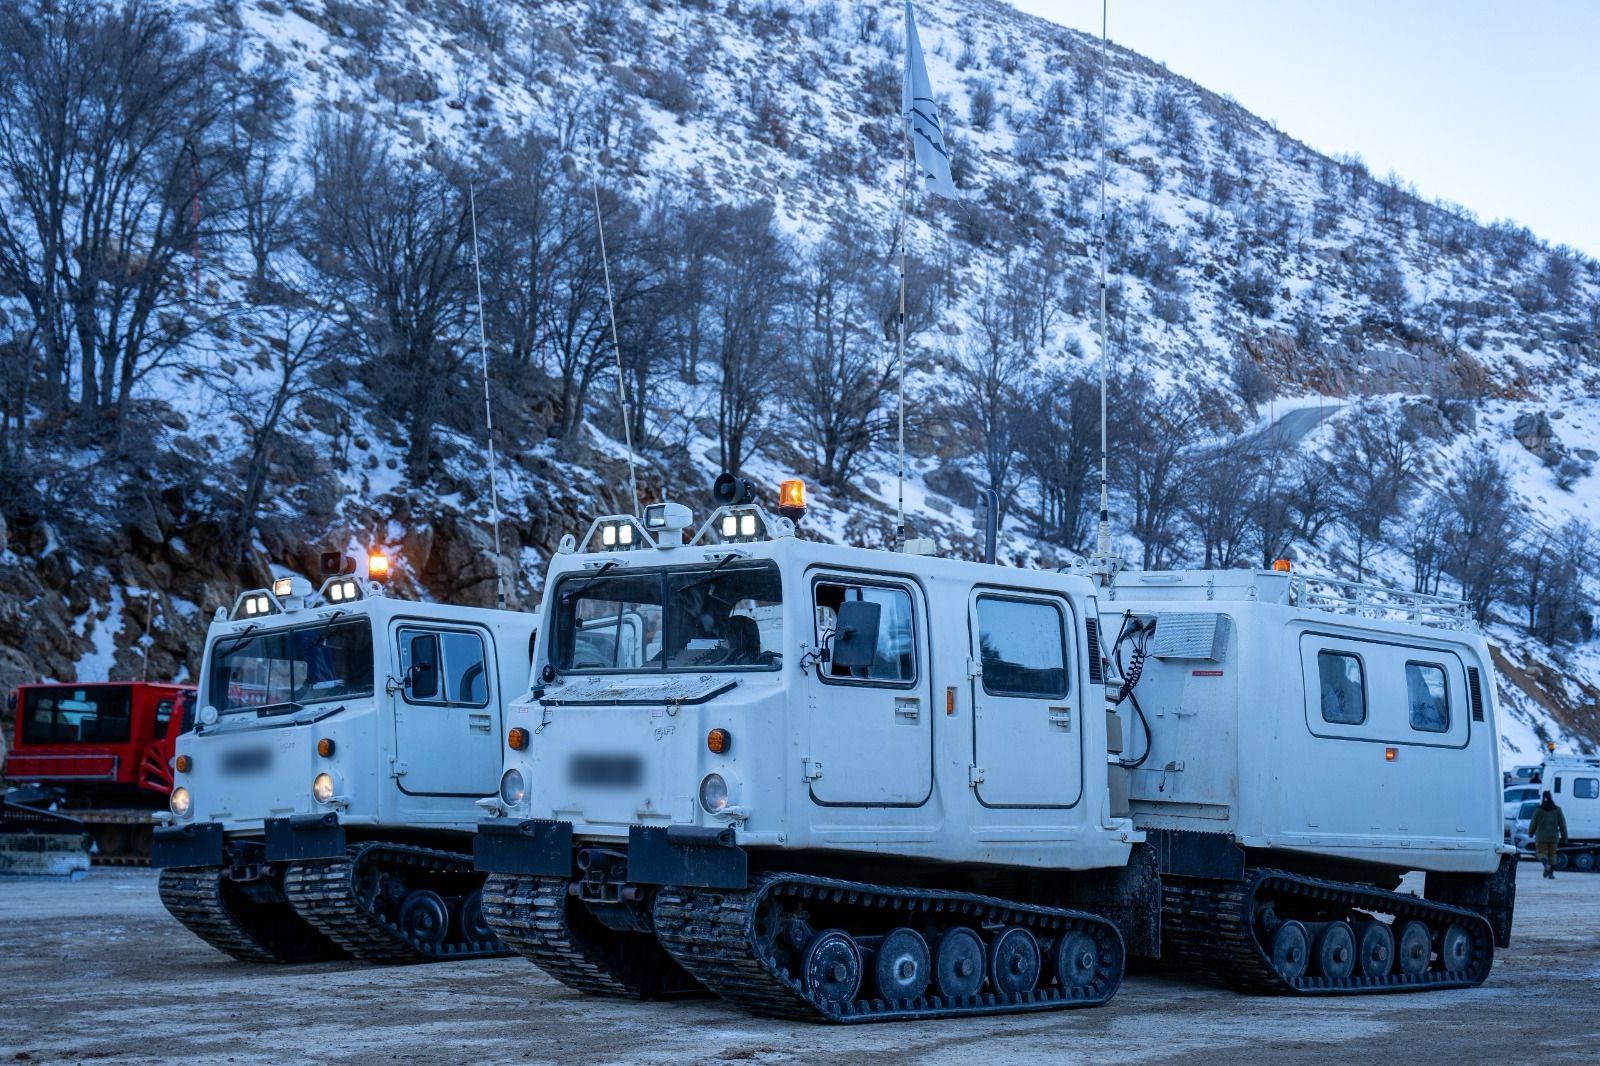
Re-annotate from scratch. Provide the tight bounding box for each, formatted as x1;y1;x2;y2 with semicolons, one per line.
468;183;507;608
1091;0;1117;584
592;173;641;518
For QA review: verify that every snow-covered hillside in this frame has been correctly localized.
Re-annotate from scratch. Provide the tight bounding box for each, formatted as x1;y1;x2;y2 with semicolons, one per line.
1;0;1596;759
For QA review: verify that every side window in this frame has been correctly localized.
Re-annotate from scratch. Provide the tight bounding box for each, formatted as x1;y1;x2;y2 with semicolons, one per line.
1317;651;1366;725
1405;662;1450;733
155;699;174;731
441;632;489;705
400;628;489;707
976;597;1068;699
815;581;916;684
1575;778;1600;800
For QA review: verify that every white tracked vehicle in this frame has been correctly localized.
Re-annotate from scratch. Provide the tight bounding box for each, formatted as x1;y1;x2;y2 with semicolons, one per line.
153;553;537;965
1536;755;1600;872
474;485;1515;1022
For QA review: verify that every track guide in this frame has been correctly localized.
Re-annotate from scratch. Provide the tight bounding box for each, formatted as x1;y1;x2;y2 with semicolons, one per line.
158;868;345;963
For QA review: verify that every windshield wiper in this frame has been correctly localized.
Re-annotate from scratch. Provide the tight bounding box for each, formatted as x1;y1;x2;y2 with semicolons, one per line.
252;699;304;716
677;552;741;595
212;622;260;658
566;560;620;601
301;609;348;657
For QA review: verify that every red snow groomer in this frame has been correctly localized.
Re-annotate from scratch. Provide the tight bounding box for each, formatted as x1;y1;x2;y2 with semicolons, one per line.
4;681;195;864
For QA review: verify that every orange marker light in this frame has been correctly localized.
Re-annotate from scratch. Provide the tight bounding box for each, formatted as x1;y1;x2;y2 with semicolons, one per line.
367;553;390;580
946;687;957;716
777;479;807;522
707;728;732;754
316;738;336;758
174;754;192;774
1272;558;1292;573
507;727;530;752
1384;747;1398;762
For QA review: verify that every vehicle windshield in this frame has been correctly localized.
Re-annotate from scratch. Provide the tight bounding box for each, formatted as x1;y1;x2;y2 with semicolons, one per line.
208;618;375;714
552;560;782;673
20;686;133;744
1518;801;1539;819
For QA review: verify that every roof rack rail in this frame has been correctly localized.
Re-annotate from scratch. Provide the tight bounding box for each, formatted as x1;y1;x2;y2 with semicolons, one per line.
1287;574;1474;631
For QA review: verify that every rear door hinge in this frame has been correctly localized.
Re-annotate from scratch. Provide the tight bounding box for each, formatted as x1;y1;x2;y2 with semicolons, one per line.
968;765;985;787
966;658;983;679
801;758;823;781
390;760;409;777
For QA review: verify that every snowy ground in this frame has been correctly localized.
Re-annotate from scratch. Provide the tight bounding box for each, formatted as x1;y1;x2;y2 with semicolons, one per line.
1;867;1595;1064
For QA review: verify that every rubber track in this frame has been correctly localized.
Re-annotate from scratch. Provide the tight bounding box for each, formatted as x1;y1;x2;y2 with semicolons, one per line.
481;875;703;999
1161;868;1495;994
283;842;507;964
652;872;1124;1023
157;868;290;964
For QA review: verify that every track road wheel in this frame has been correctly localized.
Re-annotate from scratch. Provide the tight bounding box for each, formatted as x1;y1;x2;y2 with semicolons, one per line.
1268;920;1310;981
933;926;985;1000
1313;921;1356;980
399;889;449;950
872;927;931;1006
459;889;492;943
1355;921;1394;978
1575;851;1596;873
1052;930;1103;989
802;931;862;1010
987;927;1042;996
1396;920;1431;976
1438;923;1472;974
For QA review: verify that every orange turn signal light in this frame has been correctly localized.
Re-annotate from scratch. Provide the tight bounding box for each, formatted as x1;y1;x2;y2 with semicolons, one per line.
707;728;731;755
508;727;530;752
1384;747;1398;762
174;754;192;773
316;738;335;758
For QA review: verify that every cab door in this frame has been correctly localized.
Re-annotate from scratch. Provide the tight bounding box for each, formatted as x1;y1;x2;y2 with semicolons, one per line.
970;591;1083;808
391;623;500;796
804;574;932;806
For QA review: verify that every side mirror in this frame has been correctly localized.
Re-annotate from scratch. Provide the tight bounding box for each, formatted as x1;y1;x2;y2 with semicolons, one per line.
830;600;882;670
406;633;440;700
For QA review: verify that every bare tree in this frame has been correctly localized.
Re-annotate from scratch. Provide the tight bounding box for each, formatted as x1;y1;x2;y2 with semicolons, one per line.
1113;374;1195;570
950;275;1028;524
1332;406;1418;580
304;113;473;479
710;202;791;475
1441;449;1519;623
1185;437;1257;569
1018;371;1098;550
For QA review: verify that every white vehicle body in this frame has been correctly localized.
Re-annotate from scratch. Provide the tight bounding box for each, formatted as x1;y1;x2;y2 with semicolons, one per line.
1101;569;1507;877
1504;784;1542;835
1543;755;1600;843
168;579;536;841
490;512;1137;874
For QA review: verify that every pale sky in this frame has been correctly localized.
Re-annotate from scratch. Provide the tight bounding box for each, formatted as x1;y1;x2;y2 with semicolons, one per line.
1007;1;1600;259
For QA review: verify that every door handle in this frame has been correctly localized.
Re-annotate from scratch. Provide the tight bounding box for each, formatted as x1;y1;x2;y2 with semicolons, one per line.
468;713;492;735
895;697;920;722
1048;707;1072;729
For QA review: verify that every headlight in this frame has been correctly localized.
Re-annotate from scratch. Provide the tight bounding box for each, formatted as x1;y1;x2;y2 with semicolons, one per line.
499;769;526;807
169;787;191;818
699;773;728;814
312;772;335;804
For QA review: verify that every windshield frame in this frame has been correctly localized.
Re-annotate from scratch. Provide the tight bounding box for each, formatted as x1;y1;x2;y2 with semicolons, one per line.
207;615;376;716
549;559;784;677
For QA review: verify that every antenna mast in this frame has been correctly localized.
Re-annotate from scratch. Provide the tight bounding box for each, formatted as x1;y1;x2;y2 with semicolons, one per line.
895;116;911;548
592;174;642;518
468;184;508;608
1091;0;1117;584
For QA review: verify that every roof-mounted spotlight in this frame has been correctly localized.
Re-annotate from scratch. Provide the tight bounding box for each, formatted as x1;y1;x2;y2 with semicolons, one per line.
643;501;694;547
579;515;652;553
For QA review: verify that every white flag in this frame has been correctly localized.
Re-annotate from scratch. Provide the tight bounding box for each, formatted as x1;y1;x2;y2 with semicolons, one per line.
902;2;958;199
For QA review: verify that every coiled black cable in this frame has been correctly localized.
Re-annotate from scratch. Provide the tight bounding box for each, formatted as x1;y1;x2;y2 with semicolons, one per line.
1111;612;1154;769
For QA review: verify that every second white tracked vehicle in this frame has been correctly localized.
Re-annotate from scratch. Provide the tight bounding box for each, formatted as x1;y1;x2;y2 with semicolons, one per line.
476;487;1515;1022
153;555;537;965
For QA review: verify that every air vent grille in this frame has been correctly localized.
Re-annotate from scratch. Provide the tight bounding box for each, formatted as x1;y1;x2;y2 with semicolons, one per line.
1086;617;1104;684
1467;667;1485;722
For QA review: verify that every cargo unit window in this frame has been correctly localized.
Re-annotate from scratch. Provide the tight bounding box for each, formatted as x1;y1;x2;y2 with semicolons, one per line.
1574;778;1600;800
1405;662;1450;733
399;628;490;707
815;582;916;685
1317;651;1366;725
975;596;1068;699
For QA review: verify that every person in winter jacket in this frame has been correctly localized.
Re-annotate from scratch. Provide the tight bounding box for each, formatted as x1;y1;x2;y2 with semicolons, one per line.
1528;791;1569;879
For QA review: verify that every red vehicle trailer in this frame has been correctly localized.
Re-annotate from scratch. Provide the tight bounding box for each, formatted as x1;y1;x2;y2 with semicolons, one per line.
4;682;194;863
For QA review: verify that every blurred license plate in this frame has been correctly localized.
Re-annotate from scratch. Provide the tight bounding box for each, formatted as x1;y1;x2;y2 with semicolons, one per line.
568;753;643;788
